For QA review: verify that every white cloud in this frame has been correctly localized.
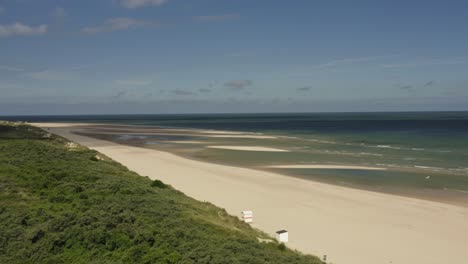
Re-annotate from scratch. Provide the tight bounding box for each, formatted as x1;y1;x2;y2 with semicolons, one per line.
194;14;240;22
83;17;154;34
0;65;24;72
114;80;152;86
120;0;168;9
0;23;47;37
25;70;72;81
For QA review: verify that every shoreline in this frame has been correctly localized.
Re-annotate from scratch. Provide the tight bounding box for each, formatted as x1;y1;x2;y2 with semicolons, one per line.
39;122;468;207
33;122;468;264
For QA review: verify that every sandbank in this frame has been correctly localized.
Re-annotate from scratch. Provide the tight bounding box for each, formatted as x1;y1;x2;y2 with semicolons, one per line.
207;145;289;152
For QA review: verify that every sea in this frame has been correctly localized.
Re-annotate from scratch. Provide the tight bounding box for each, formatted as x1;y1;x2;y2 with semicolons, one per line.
3;111;468;203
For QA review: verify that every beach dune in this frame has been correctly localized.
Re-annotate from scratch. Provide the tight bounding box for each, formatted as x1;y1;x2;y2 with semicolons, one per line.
34;123;468;264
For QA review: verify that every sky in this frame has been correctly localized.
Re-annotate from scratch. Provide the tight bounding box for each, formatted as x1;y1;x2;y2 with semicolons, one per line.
1;0;468;115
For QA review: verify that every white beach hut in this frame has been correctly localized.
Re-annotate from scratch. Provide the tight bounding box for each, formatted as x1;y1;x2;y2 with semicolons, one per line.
241;210;253;223
276;230;288;242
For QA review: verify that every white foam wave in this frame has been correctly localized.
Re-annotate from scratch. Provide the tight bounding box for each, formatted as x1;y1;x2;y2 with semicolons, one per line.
414;165;443;170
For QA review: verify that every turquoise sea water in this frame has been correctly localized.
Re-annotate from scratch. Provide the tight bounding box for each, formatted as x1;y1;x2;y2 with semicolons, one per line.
4;112;468;202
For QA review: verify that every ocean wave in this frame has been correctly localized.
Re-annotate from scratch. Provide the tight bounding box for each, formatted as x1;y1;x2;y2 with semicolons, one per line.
278;136;301;139
376;163;402;168
448;168;468;174
306;139;337;144
414;165;443;170
316;150;381;157
365;144;434;152
365;144;402;150
318;150;353;155
289;146;308;150
358;152;384;156
443;188;468;194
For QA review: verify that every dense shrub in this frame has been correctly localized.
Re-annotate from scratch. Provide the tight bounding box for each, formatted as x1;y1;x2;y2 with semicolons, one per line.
150;179;167;188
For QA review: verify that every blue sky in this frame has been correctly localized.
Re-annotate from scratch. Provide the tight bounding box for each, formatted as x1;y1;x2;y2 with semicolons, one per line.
1;0;467;114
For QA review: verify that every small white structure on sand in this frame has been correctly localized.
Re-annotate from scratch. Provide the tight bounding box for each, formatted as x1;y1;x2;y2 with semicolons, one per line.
276;230;288;242
241;210;253;223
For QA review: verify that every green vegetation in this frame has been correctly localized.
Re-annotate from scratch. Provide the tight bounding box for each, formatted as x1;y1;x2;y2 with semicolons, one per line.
0;122;322;264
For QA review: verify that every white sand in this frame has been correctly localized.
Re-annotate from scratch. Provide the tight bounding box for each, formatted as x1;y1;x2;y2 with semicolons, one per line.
207;146;289;152
35;123;468;264
266;165;386;170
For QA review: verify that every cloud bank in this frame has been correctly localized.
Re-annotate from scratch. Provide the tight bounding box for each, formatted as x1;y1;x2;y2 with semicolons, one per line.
83;18;153;34
0;23;47;37
224;80;253;90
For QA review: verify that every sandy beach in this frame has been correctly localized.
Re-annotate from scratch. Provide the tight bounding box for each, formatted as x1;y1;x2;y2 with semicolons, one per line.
34;123;468;264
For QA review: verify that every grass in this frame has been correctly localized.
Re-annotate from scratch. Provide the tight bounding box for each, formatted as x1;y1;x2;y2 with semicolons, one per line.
0;122;322;264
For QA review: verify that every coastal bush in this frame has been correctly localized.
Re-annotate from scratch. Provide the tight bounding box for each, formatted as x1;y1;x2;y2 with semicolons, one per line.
150;179;167;188
0;123;322;264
